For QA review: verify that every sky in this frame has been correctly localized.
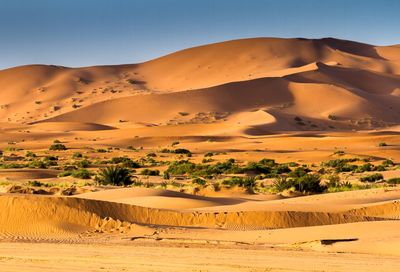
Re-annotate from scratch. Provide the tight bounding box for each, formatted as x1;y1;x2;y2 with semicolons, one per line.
0;0;399;69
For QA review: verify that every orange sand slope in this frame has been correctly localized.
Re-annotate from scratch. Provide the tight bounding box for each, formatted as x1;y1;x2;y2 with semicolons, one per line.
0;188;398;238
1;37;400;132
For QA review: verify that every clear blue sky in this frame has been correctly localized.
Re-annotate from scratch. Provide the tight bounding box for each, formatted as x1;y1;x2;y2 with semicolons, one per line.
1;0;399;69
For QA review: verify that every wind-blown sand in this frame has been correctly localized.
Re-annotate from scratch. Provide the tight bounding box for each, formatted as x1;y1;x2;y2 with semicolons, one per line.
0;37;400;271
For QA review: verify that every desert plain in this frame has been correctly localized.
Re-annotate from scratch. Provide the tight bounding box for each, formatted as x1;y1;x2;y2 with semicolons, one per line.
0;37;399;271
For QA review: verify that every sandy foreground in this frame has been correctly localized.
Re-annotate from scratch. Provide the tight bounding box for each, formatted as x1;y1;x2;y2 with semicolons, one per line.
1;240;400;272
0;187;399;271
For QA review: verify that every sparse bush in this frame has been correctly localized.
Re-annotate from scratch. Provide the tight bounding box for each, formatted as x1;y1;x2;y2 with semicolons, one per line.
360;173;384;182
74;159;91;168
174;148;192;156
140;169;160;176
71;169;92;179
328;114;338;120
272;176;294;192
387;177;400;184
49;143;67;151
378;142;388;147
72;152;83;158
221;176;256;190
25;151;36;158
192;177;207;186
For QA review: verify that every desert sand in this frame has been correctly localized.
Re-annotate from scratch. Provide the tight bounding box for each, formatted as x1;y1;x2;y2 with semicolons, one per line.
0;37;399;271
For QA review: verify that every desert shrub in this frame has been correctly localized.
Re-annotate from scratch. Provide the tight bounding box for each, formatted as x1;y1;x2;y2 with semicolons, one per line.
74;159;91;168
272;164;291;174
328;114;338;120
378;142;387;147
165;160;196;175
27;180;47;187
333;150;345;156
96;148;108;153
325;174;341;188
140;169;160;176
163;171;170;180
25;151;36;158
71;169;92;179
387;177;400;184
49;143;67;151
192;177;207;186
288;167;310;178
28;160;47;169
354;163;373;173
171;141;179;146
202;158;214;163
204;152;214;157
272;176;295;192
0;163;26;169
72;152;83;158
147;152;157;158
110;157;140;168
373;165;387;171
53;139;61;143
294;174;325;193
58;170;73;177
221;176;256;189
243;161;271;174
174;148;192;156
382;159;394;167
96;166;132;186
322;158;358;168
360;173;384;182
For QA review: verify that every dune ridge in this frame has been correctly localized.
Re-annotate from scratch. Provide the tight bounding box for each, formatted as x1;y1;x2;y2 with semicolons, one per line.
0;192;398;240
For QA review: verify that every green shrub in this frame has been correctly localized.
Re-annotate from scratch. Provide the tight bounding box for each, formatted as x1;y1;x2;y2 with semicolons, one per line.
25;151;37;158
0;163;26;169
360;173;384;182
49;143;67;151
140;169;160;176
96;166;132;186
28;160;47;169
294;174;325;193
72;152;83;158
110;157;140;168
75;159;91;168
387;177;400;184
382;160;394;167
71;169;92;179
192;177;207;186
354;163;373;173
378;142;387;147
174;148;192;156
221;176;256;189
272;176;294;192
288;167;310;178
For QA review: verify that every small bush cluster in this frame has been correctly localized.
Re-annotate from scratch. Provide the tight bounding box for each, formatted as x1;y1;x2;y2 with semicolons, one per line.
360;173;384;182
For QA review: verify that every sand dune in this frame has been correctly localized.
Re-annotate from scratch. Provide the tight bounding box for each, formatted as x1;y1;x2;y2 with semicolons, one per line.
0;188;398;241
0;37;399;132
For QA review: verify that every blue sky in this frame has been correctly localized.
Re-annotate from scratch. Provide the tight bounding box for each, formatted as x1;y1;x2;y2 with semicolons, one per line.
0;0;399;69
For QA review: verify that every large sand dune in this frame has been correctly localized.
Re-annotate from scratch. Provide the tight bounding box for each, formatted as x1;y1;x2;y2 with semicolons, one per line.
1;37;399;132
